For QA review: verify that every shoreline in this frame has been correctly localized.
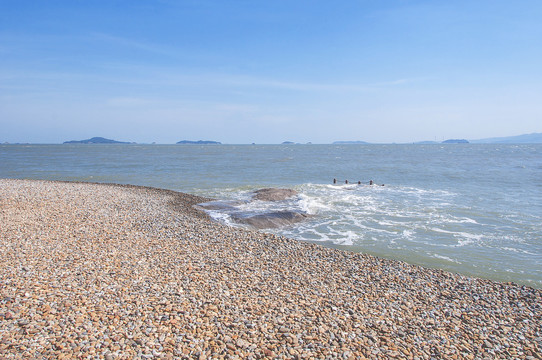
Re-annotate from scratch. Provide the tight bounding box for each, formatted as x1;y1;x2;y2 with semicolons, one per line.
1;179;540;358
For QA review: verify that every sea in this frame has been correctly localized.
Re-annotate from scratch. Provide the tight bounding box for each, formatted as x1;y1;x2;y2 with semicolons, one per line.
1;143;541;288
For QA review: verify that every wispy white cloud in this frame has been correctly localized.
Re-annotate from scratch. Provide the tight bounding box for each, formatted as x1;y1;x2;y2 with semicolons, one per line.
89;32;179;57
1;64;422;98
106;97;152;107
1;30;425;95
88;63;422;93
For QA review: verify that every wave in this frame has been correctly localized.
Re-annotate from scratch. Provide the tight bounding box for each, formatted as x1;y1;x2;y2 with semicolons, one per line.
197;182;541;286
201;183;476;243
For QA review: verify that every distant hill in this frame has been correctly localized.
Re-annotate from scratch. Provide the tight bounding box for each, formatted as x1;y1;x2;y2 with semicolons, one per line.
64;137;131;144
470;133;542;144
333;141;370;144
176;140;221;144
442;139;469;144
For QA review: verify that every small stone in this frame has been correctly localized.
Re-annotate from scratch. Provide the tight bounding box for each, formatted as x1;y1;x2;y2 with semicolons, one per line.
0;179;540;360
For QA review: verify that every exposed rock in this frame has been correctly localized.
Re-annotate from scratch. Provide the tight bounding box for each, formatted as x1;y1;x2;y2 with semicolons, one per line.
232;211;309;229
252;188;298;201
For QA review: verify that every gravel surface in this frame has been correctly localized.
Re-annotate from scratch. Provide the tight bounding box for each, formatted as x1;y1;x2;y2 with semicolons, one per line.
1;179;541;359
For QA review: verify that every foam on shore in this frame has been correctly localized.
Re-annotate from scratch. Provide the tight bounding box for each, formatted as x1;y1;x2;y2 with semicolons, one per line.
1;179;540;358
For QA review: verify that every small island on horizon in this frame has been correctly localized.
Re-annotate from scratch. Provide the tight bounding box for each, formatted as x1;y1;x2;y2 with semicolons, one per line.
40;132;542;146
441;139;469;144
63;137;132;144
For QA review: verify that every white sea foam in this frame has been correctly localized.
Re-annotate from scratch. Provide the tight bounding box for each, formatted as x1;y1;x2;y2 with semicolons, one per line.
429;253;461;264
402;229;415;240
457;238;476;247
501;247;539;256
207;211;235;226
451;217;479;224
298;193;331;214
3;143;541;286
199;177;541;287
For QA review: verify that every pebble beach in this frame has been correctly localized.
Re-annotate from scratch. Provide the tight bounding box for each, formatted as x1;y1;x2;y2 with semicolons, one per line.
1;179;540;359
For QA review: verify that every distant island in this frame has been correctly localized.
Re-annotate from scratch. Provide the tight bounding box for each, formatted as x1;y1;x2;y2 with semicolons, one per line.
24;131;542;145
412;133;542;145
442;139;469;144
176;140;221;145
471;132;542;144
63;137;132;144
332;132;542;145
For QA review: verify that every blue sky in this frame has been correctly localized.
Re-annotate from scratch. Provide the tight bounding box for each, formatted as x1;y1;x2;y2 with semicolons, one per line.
1;0;541;144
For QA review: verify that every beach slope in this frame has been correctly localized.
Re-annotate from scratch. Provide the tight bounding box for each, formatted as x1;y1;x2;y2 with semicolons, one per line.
1;179;540;358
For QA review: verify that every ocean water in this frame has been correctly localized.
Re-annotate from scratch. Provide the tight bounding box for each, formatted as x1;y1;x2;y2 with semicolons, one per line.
1;144;541;288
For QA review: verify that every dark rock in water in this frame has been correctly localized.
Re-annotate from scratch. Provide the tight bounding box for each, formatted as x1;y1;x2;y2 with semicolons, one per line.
233;211;309;229
253;188;298;201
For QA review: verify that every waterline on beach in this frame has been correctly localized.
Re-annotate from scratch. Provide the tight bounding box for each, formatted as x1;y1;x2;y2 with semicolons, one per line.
1;143;541;287
198;181;541;288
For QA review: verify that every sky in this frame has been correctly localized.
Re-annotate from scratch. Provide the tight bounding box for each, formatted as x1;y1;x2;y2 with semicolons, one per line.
1;0;541;144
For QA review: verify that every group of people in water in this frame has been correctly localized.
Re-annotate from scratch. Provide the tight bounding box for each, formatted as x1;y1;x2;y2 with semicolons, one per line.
333;178;385;186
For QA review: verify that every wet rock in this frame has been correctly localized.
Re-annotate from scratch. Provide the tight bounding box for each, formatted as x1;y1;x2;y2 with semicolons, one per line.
252;188;298;201
232;211;309;229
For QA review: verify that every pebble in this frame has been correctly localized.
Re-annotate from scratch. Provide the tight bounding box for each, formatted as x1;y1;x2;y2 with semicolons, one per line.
1;179;541;359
